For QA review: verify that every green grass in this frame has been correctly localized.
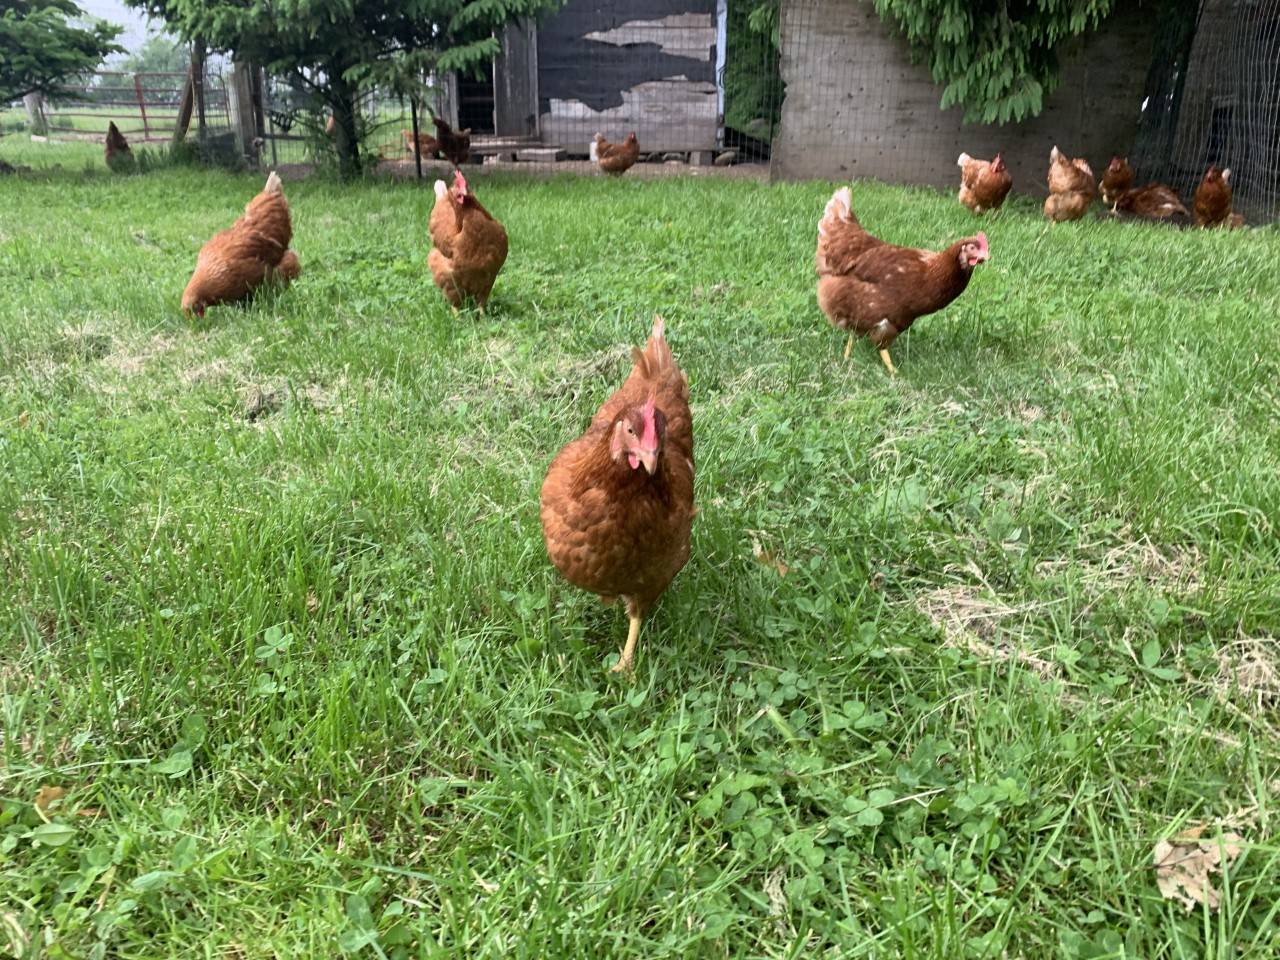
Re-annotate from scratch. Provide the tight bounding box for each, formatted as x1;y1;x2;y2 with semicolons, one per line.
2;153;1279;959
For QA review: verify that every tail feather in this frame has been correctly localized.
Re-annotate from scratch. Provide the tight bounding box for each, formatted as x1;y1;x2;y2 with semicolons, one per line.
590;134;601;162
957;152;972;167
818;186;855;236
434;179;448;199
630;315;674;381
264;171;283;195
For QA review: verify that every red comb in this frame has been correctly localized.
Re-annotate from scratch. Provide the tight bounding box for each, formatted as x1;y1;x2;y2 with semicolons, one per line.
453;170;467;193
975;232;989;254
640;395;658;450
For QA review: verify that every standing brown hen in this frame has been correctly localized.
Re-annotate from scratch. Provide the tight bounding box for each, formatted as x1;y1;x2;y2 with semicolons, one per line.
592;132;640;175
427;170;508;309
181;171;300;318
431;115;471;166
816;186;989;375
540;317;694;674
956;152;1012;214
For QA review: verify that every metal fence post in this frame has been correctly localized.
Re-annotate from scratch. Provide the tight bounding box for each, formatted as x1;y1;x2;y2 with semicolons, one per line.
133;74;150;140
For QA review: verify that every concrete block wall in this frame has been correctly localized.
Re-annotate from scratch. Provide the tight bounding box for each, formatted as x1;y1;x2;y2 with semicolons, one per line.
771;0;1155;194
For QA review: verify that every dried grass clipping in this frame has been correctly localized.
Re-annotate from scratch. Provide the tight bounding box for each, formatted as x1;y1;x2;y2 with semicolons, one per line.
1152;825;1244;912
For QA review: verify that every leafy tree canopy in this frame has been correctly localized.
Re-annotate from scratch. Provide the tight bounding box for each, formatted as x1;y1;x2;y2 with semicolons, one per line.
870;0;1123;124
1;0;123;103
118;34;191;75
127;0;562;175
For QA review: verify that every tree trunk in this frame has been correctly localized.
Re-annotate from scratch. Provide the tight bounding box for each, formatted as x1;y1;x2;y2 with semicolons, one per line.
329;76;361;179
24;93;48;136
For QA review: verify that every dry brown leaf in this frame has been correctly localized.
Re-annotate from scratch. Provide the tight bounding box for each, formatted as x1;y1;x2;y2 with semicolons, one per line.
76;807;104;818
1153;826;1244;912
34;785;67;813
751;538;788;578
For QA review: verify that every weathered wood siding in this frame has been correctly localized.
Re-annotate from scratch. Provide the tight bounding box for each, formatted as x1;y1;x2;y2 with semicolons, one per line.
772;0;1155;192
538;0;720;153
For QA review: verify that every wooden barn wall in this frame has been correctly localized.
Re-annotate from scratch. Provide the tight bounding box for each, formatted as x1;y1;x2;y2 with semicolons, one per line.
771;0;1155;192
537;0;719;153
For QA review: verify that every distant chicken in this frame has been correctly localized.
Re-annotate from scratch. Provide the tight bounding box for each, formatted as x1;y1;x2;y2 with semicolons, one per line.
592;132;640;176
1043;146;1096;222
403;128;439;160
1194;165;1233;227
104;122;134;173
427;170;508;309
816;186;988;375
1099;156;1135;209
956;152;1012;214
181;171;300;318
540;316;694;674
1113;183;1190;225
430;115;471;166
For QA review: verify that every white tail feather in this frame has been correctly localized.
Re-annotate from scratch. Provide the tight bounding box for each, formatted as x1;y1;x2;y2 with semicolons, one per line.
822;186;852;224
264;171;283;195
589;134;601;162
652;315;665;341
433;179;447;199
957;152;972;167
1222;168;1232;183
1050;145;1062;163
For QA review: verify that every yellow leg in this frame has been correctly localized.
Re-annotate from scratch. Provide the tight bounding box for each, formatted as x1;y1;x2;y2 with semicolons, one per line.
878;348;897;376
843;332;854;360
610;613;642;674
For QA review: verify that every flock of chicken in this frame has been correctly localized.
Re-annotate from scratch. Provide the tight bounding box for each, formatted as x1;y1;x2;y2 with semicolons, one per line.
957;144;1239;228
154;124;1242;673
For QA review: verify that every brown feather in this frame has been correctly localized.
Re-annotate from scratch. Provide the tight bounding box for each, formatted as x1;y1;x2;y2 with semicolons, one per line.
181;172;299;315
540;318;694;618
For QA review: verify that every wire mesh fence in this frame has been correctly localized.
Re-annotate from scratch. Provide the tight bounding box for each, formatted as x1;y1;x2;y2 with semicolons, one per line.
1133;0;1280;223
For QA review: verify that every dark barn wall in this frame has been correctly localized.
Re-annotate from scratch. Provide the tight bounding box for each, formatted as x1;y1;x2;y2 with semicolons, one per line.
538;0;720;153
772;0;1155;193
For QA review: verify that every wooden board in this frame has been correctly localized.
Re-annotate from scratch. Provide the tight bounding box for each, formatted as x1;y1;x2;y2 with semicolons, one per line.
537;0;720;154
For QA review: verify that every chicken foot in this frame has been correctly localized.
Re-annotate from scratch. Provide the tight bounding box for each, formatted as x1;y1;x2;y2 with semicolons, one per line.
871;321;898;376
610;613;643;674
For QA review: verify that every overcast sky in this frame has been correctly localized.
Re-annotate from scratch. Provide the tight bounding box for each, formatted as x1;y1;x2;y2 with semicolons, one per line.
78;0;163;54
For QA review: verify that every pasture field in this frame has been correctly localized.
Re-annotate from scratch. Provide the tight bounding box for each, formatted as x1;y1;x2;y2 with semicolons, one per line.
1;155;1279;958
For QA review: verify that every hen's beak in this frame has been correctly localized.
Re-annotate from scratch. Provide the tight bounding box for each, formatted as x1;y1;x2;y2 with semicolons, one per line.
636;449;658;474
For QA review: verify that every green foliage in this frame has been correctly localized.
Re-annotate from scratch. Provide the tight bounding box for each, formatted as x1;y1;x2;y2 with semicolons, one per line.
125;0;563;177
118;34;190;75
724;0;783;142
870;0;1124;124
0;0;122;102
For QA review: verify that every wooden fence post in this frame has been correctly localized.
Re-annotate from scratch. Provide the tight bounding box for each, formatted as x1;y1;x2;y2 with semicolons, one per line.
230;58;260;165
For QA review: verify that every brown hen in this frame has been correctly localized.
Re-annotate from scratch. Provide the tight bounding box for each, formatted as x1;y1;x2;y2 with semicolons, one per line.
1194;165;1233;227
427;171;508;309
956;152;1012;214
181;171;300;318
431;115;471;166
816;186;988;375
1113;183;1190;224
540;317;694;674
593;132;640;175
1044;146;1096;222
104;122;133;173
1099;156;1135;209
